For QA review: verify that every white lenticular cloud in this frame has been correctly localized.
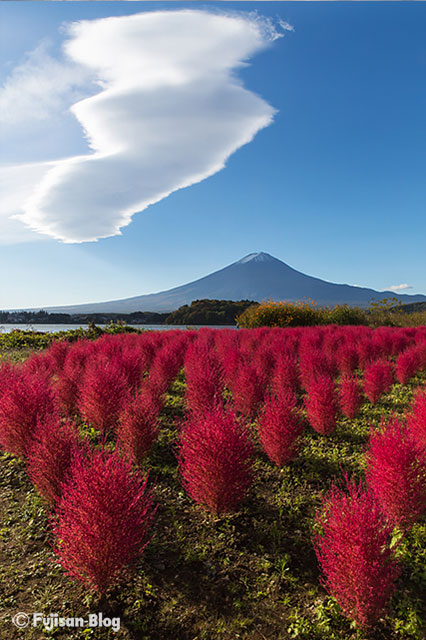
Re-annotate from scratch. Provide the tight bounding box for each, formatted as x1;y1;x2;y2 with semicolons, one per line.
388;284;413;291
1;10;285;243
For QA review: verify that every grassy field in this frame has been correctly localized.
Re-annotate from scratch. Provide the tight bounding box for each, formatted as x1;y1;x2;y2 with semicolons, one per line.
0;338;425;640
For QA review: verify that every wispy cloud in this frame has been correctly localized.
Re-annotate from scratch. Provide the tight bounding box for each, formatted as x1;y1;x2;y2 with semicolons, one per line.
388;283;413;291
0;40;91;125
0;10;287;243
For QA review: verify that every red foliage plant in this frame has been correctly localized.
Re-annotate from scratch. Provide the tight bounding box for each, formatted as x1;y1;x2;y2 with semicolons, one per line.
406;387;426;456
257;394;304;466
357;339;379;369
117;386;161;464
414;341;426;371
48;340;70;371
178;407;254;515
0;369;58;459
52;449;156;594
312;476;400;629
228;360;265;418
339;375;363;419
27;419;84;505
78;357;129;437
395;348;420;385
148;339;187;397
252;347;276;389
336;344;359;377
24;352;56;379
363;360;394;404
0;362;16;402
55;341;94;417
271;352;300;397
304;376;338;435
298;348;335;391
365;417;426;530
184;341;224;418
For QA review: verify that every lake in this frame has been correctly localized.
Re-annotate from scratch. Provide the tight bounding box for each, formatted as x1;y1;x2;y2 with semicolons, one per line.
0;324;236;334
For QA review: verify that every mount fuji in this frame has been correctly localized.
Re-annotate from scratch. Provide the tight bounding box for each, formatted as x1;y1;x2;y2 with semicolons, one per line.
40;252;426;313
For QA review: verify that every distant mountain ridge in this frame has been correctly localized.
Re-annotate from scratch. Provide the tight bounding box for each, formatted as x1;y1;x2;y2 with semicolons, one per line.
25;252;426;313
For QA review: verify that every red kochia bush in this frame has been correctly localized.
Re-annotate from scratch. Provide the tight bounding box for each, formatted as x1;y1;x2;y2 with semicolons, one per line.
312;476;400;628
117;387;161;464
0;370;58;459
271;353;300;397
406;387;426;455
24;352;56;379
299;348;335;391
395;348;420;385
339;375;363;419
336;343;359;377
52;449;156;594
184;341;224;418
365;418;426;530
304;376;338;435
78;357;129;437
257;395;304;466
0;362;16;401
48;340;70;370
363;360;394;404
178;407;254;514
27;420;84;505
55;341;94;417
148;340;187;397
228;361;265;418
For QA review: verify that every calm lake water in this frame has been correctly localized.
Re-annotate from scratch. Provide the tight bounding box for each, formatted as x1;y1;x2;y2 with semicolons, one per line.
0;324;236;334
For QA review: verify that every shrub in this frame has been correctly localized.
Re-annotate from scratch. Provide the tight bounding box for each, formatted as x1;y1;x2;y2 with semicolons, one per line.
184;341;224;418
118;348;147;393
395;348;420;385
0;370;58;459
55;365;83;418
299;348;336;391
339;375;363;419
78;357;129;437
271;353;300;396
357;339;379;369
406;387;426;455
178;407;254;514
336;344;359;377
257;395;304;466
117;387;161;464
48;340;70;370
55;341;94;417
365;417;426;530
325;305;367;326
363;360;394;404
148;340;187;396
27;420;83;505
0;362;16;402
236;300;323;328
52;449;155;594
228;361;265;418
312;476;400;628
24;352;56;379
304;376;338;435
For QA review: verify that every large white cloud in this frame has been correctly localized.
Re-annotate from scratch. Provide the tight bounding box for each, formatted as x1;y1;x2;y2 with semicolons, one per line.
0;10;285;243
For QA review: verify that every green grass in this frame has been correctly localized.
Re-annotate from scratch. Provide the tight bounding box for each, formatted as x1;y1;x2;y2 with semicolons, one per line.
0;364;425;639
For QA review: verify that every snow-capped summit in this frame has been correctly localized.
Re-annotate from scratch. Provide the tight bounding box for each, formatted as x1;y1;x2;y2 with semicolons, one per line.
237;252;277;264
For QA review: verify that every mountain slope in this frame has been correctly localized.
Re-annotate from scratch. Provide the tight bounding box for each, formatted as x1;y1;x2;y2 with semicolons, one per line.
41;252;426;313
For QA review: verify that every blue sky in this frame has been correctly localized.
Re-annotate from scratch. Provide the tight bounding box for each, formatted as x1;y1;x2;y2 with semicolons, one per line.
0;1;425;308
